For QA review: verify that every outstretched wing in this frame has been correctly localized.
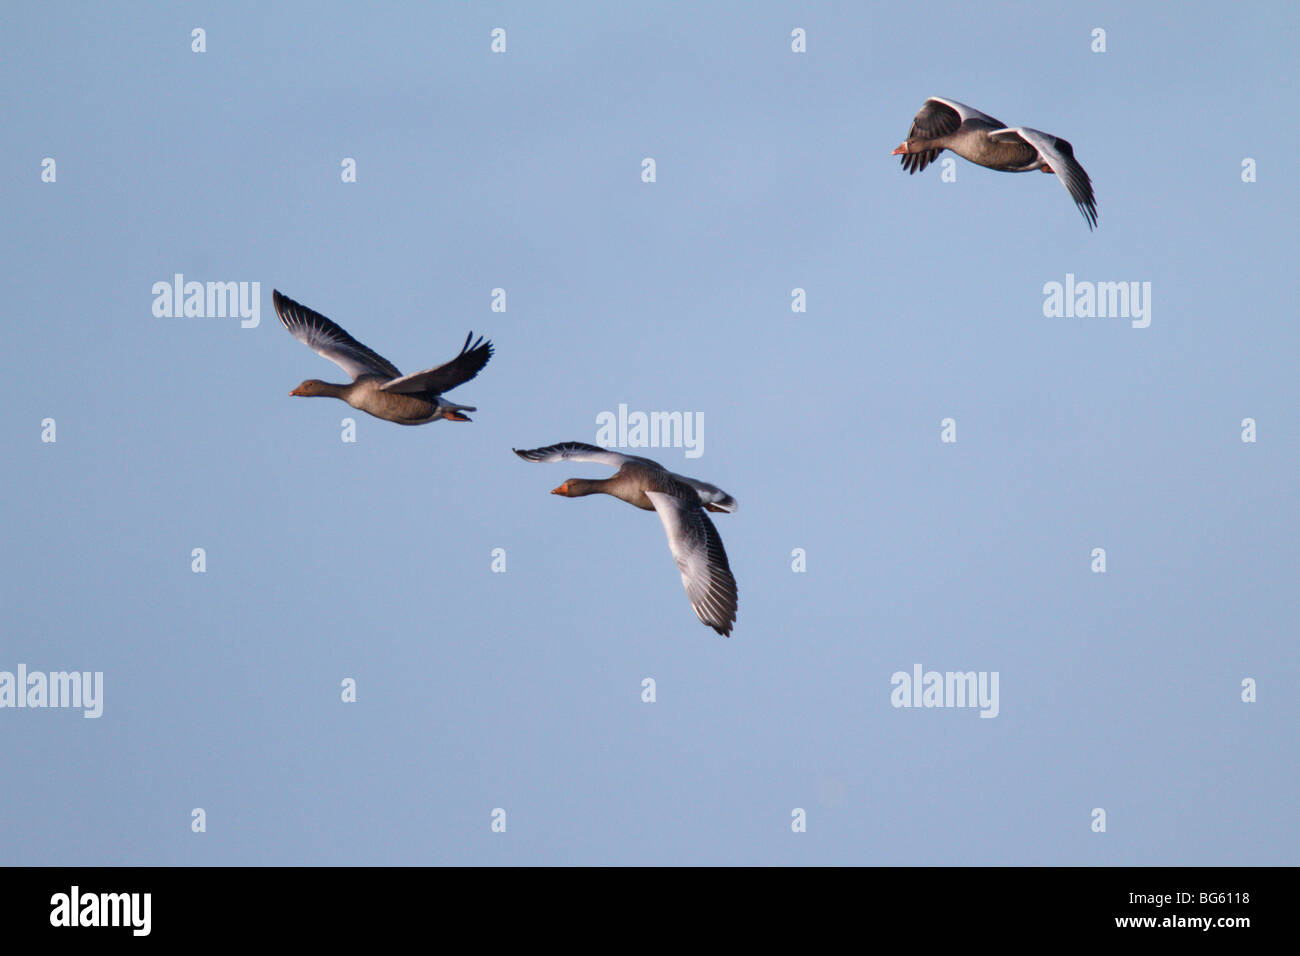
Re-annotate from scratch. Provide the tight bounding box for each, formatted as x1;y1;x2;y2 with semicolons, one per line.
927;96;1004;128
991;127;1097;229
645;490;739;637
381;332;494;394
900;97;1004;174
273;290;401;381
513;441;646;470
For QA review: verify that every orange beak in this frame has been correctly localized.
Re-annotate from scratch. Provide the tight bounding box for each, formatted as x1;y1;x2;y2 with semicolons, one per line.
289;387;303;396
891;143;908;155
550;482;568;496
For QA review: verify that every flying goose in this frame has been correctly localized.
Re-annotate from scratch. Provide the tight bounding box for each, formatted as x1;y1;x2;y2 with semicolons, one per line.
274;290;493;424
892;96;1098;228
514;442;739;636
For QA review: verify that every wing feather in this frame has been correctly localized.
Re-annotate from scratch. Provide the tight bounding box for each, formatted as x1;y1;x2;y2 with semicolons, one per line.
646;490;739;637
993;127;1098;229
900;97;1005;174
380;332;493;394
670;474;737;513
273;290;401;380
512;441;637;469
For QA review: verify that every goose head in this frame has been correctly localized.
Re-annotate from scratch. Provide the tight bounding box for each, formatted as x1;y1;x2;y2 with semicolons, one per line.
289;379;331;397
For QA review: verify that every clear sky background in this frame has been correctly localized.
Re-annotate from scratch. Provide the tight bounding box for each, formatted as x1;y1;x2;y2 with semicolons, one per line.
2;1;1296;865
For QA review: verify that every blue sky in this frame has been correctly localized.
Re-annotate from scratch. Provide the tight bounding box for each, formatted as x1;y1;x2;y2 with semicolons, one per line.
2;1;1296;865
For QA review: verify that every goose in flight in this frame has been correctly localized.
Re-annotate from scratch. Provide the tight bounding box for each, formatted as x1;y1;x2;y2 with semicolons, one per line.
274;289;493;424
891;96;1098;229
514;442;739;636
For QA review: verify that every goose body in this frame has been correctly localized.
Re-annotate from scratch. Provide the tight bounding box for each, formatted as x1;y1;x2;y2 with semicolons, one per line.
514;442;739;636
274;290;493;424
892;96;1098;229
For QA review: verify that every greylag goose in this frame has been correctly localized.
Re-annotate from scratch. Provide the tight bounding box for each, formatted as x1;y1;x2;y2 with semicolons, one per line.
274;289;493;424
892;96;1098;229
514;442;739;636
